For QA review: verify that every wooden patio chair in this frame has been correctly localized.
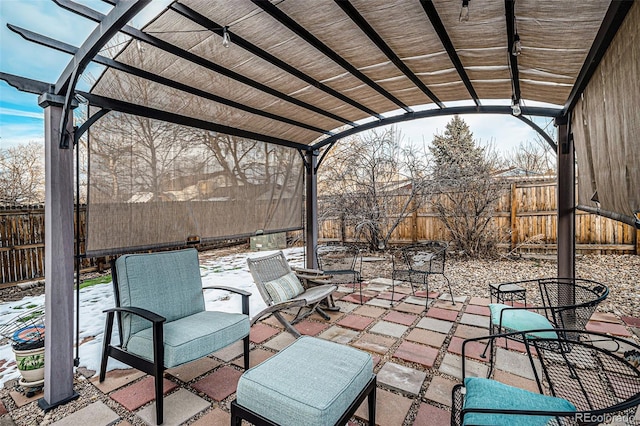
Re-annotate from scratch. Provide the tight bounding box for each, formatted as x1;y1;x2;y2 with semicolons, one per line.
452;329;640;426
99;248;250;425
247;251;338;337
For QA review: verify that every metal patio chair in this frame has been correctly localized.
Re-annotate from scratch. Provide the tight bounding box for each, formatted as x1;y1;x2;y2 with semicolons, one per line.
452;329;640;426
99;248;250;425
391;241;455;307
247;251;338;337
316;243;364;303
481;277;609;360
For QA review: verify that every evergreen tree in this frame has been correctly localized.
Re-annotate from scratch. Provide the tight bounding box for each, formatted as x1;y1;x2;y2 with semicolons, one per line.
428;116;503;257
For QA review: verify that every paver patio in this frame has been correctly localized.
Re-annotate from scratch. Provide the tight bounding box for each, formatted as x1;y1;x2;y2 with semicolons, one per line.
2;279;638;426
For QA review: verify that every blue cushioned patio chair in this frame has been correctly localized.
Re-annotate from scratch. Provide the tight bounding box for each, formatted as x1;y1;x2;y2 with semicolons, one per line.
452;330;640;426
99;248;250;425
247;251;338;337
481;277;608;361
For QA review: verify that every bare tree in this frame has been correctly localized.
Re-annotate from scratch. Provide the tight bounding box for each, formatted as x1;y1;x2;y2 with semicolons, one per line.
427;116;504;258
0;141;44;205
319;127;428;251
505;140;556;176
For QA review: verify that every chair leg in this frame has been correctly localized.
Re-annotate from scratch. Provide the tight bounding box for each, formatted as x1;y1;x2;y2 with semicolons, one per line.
444;275;455;305
152;322;164;425
99;312;115;382
243;335;250;370
274;312;301;338
368;382;376;426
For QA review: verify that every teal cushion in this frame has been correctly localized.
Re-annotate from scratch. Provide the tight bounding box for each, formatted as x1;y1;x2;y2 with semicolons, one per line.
116;249;206;345
237;336;373;425
463;377;576;426
489;304;558;339
126;310;249;368
264;271;304;303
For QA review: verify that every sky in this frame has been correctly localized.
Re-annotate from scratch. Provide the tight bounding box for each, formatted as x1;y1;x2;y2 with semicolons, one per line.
0;0;555;155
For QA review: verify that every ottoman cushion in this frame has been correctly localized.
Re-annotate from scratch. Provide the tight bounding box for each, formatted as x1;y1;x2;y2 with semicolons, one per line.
237;336;373;425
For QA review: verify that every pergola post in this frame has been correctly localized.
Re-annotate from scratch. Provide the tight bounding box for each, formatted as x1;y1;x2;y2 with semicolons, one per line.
556;116;575;280
305;150;319;269
37;93;79;410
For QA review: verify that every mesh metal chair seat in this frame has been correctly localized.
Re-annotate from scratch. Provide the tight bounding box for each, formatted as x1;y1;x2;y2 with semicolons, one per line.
391;241;455;308
247;251;338;337
481;278;609;360
452;330;640;426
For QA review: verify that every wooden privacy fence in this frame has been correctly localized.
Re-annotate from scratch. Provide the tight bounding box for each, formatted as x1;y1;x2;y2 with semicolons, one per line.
319;177;640;255
0;205;94;286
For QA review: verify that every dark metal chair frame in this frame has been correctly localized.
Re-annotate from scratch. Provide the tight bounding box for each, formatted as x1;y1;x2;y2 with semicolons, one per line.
231;375;377;426
452;329;640;426
316;243;364;303
100;259;250;425
481;277;609;360
391;241;455;307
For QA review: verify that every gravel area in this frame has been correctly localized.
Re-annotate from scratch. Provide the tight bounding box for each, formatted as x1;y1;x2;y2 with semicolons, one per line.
359;252;640;317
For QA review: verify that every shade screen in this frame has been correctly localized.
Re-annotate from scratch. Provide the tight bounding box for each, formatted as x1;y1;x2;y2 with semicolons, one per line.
86;111;303;256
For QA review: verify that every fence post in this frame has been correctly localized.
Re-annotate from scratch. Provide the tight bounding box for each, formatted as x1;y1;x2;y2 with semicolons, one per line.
510;182;518;251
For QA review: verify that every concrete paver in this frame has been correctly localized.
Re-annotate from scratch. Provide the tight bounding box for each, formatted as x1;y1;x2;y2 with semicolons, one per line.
366;298;394;308
91;369;146;394
405;328;447;348
439;353;488;380
355;388;413;425
495;347;542;381
384;311;418;326
337;314;375;331
167;357;220;383
459;313;489;328
413;403;451;426
136;389;209;426
190;408;230;426
212;341;244;362
318;325;359;344
416;317;453;334
232;348;274;369
393;341;439;367
354;305;387;318
50;401;119;426
262;331;296;351
352;333;397;354
377;362;426;396
249;323;280;343
294;319;329;336
424;376;457;407
370;320;408;338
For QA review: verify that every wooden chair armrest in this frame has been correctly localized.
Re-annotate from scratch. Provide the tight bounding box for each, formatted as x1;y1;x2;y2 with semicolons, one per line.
250;299;307;325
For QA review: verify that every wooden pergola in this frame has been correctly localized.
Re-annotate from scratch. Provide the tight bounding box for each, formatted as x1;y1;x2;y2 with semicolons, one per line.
1;0;638;411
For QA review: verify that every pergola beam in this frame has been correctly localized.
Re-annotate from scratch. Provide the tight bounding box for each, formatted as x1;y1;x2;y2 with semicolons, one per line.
78;91;310;151
54;0;356;127
312;105;562;150
505;0;521;103
170;2;383;120
419;0;480;107
250;0;413;113
8;24;331;136
335;0;444;108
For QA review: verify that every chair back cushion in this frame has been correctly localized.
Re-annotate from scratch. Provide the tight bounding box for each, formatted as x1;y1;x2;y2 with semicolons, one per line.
115;248;205;345
264;271;304;303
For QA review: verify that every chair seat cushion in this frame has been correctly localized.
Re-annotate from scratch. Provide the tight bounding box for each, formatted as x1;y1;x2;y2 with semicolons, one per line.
463;377;576;426
264;271;305;303
489;304;558;339
126;310;249;368
294;284;338;304
237;336;373;426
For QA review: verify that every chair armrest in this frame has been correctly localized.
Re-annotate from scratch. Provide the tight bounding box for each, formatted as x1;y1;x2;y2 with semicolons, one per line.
203;286;251;297
203;286;251;316
293;267;325;276
250;299;307;326
104;306;166;324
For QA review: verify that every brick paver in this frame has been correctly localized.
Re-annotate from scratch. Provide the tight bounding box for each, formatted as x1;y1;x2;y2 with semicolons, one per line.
464;304;490;316
586;320;632;337
352;333;397;355
337;314;375;331
167;357;220;383
392;302;425;314
413;403;451;426
354;305;387;318
405;328;447;348
621;316;640;328
393;341;439;367
377;292;407;302
469;297;491;306
110;376;177;411
447;336;489;362
192;366;242;401
384;310;418;326
294;319;329;336
426;307;459;322
249;323;280;343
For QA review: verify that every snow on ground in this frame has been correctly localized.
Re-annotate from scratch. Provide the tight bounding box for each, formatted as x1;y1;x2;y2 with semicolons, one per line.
0;247;307;388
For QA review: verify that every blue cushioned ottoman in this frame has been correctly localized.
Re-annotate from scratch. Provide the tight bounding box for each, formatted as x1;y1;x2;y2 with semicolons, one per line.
231;336;376;426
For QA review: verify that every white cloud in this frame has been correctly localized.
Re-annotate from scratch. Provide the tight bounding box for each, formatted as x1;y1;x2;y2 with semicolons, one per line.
0;107;43;120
